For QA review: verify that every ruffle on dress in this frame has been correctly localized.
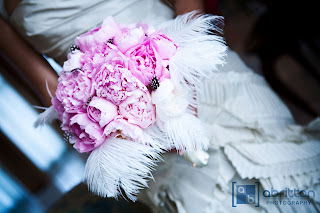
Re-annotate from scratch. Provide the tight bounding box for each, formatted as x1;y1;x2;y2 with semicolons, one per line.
198;65;320;189
139;50;320;213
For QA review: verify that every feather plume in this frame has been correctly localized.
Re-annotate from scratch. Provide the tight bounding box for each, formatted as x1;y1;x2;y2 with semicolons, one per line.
84;138;161;201
131;129;166;152
159;11;224;46
151;78;209;152
162;113;209;152
159;11;227;107
34;106;58;127
144;124;171;150
46;79;54;99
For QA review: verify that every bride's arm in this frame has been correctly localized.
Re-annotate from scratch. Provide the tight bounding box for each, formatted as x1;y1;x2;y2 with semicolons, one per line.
3;0;21;16
174;0;204;15
0;17;58;106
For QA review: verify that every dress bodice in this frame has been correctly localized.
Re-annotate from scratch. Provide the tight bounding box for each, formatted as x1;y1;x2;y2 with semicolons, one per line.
9;0;174;65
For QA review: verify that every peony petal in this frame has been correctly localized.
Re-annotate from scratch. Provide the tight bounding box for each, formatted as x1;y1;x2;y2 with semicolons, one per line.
88;97;118;127
152;34;177;59
152;79;189;122
63;51;84;71
75;17;121;52
119;90;155;129
115;27;145;53
104;116;144;140
85;123;104;140
99;16;121;40
70;113;92;128
75;27;101;52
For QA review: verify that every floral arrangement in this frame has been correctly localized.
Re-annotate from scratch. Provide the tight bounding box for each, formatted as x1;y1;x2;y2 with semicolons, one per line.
53;17;176;153
36;12;226;201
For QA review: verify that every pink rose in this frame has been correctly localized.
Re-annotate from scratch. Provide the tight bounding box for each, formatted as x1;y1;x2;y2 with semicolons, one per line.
87;97;118;127
69;113;106;153
56;71;94;113
119;90;155;128
76;17;120;52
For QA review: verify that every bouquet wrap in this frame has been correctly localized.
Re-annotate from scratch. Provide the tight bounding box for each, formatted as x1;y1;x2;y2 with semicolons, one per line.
35;12;226;201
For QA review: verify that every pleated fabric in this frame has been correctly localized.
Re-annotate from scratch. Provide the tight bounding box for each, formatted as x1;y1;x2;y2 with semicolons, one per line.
139;50;320;213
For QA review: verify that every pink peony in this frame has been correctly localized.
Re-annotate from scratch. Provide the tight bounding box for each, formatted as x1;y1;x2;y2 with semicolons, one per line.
81;44;128;79
52;97;64;120
56;71;94;113
87;97;118;127
151;33;178;60
104;45;129;67
119;90;156;128
125;33;176;86
51;97;74;131
93;63;146;105
63;50;84;72
75;17;120;52
135;22;156;36
103;115;145;140
69;113;106;153
114;26;145;53
53;17;179;153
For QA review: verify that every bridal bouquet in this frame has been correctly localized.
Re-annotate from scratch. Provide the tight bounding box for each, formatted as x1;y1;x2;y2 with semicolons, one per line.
36;12;226;201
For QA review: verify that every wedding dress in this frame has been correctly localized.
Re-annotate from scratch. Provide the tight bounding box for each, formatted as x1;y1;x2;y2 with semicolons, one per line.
6;0;320;212
138;50;320;213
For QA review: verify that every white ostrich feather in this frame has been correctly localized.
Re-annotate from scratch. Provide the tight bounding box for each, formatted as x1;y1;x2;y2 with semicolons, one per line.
34;80;57;127
144;124;171;151
128;129;166;153
159;11;227;107
46;79;54;99
159;11;224;46
151;79;209;152
34;106;58;127
162;112;209;152
84;138;161;201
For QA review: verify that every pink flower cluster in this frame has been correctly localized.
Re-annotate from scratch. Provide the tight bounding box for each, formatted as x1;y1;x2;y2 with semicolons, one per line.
53;17;177;152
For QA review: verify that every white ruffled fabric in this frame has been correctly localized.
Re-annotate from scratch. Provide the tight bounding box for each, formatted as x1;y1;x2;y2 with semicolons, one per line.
139;50;320;213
